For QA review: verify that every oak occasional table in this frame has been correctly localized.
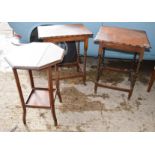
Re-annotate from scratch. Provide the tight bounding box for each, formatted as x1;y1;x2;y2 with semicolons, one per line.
5;43;64;126
37;24;93;84
94;26;151;99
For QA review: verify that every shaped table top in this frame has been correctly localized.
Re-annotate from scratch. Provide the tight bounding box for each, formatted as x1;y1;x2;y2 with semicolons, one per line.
4;42;64;70
94;26;151;49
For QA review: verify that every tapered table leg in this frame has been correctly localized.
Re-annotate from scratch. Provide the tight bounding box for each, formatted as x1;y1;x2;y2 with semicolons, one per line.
47;67;58;126
13;68;26;124
28;70;34;89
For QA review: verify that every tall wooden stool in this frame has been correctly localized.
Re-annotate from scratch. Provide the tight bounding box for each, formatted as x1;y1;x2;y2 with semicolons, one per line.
5;43;64;126
147;67;155;92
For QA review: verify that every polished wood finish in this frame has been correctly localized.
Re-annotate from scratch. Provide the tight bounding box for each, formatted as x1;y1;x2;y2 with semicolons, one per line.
147;67;155;92
95;26;150;48
5;43;64;126
38;24;93;84
94;26;151;99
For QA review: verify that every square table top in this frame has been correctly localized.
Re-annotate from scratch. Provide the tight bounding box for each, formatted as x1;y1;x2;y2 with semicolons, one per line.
38;24;93;39
4;42;64;70
94;26;151;49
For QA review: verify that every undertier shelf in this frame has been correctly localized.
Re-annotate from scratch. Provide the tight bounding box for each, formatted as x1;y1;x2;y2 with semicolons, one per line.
25;88;57;109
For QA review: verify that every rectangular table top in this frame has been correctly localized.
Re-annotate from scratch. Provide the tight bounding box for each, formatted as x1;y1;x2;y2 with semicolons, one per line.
4;42;64;70
94;26;151;49
38;24;93;39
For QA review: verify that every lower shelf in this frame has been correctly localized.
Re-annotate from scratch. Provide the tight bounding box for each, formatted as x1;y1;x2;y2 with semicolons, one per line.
26;88;56;109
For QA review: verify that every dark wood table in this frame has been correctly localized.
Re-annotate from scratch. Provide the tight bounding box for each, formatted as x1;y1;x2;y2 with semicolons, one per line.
94;26;151;99
5;43;64;126
38;24;93;84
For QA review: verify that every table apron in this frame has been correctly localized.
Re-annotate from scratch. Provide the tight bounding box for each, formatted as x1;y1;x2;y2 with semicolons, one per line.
100;42;145;60
42;35;90;43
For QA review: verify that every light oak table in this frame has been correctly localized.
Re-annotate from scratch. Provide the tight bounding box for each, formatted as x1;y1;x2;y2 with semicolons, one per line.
38;24;93;84
5;43;64;126
94;26;151;99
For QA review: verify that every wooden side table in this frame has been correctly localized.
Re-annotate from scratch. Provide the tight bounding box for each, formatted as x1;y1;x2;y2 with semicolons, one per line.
37;24;93;84
5;43;64;126
94;26;151;99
